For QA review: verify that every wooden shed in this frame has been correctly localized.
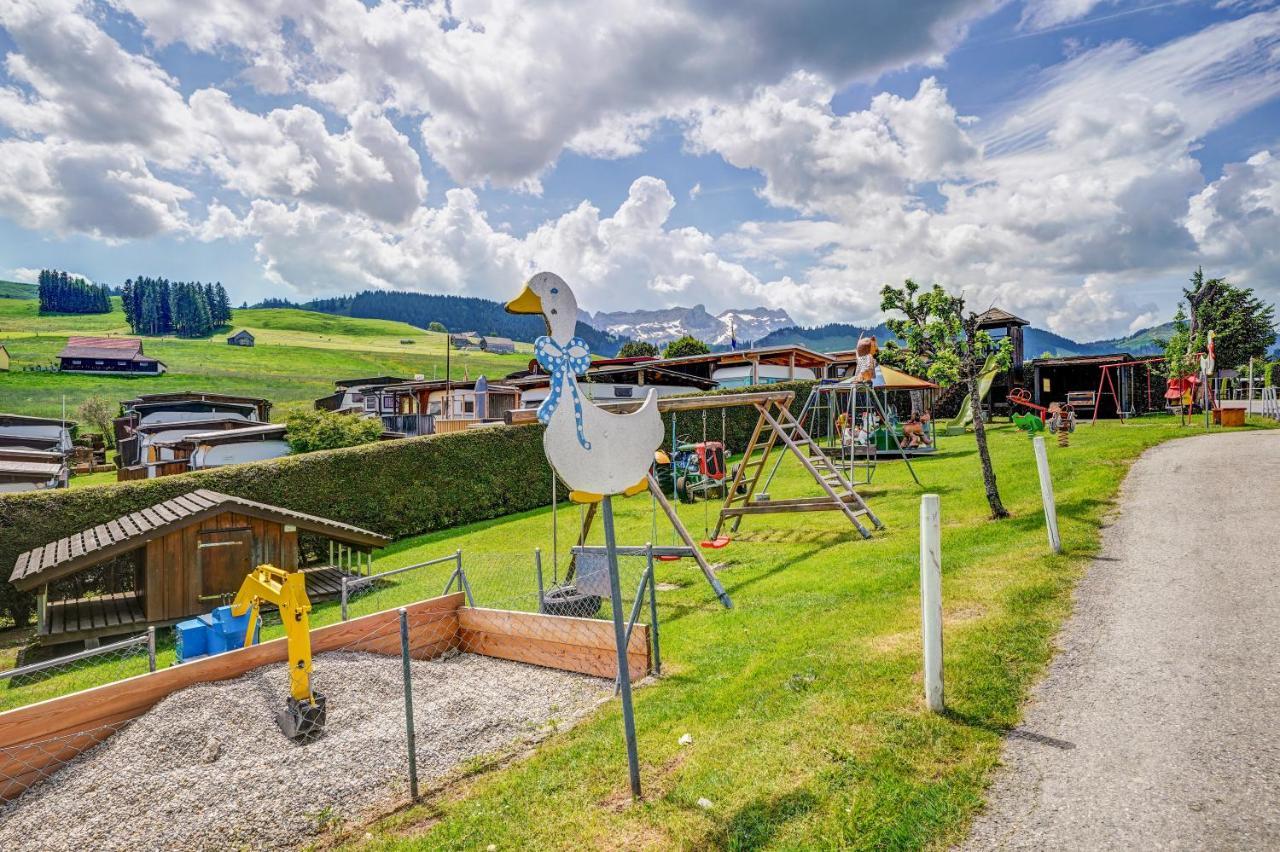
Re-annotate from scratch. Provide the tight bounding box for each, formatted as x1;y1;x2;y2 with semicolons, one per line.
9;489;389;646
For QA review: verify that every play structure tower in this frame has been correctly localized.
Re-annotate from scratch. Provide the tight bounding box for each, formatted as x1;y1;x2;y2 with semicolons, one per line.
974;307;1029;410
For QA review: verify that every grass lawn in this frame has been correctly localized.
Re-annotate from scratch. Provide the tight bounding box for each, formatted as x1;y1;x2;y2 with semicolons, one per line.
0;300;530;419
3;415;1274;847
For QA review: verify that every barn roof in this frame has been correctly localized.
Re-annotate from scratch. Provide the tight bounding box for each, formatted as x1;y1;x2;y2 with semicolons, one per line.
58;336;152;361
9;489;389;590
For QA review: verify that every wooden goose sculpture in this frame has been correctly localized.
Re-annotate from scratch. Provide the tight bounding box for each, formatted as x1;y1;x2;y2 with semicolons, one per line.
507;272;663;504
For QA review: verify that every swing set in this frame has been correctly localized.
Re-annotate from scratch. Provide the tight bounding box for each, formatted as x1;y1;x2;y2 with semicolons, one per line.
516;390;884;610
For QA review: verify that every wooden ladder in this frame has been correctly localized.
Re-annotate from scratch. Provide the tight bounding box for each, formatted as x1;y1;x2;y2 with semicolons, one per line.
714;398;883;540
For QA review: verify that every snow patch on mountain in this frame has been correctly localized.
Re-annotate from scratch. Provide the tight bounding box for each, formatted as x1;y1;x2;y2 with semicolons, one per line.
587;304;793;347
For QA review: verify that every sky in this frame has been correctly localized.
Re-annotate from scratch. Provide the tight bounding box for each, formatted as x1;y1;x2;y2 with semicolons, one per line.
0;0;1277;341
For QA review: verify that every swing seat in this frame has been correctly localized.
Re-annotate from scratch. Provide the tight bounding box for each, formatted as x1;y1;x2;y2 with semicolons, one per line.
700;536;731;549
656;554;682;562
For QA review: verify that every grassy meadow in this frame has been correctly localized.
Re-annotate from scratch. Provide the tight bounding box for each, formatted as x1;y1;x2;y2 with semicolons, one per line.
0;298;531;418
2;416;1274;848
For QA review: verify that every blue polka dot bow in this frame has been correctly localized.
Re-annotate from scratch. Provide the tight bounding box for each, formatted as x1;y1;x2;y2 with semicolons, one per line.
534;335;592;449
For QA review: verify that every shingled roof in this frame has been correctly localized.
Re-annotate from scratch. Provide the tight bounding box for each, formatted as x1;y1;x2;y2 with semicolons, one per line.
58;336;149;361
10;489;389;590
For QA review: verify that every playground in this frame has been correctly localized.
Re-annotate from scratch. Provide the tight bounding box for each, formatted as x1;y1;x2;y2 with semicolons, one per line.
2;393;1276;847
5;314;1274;844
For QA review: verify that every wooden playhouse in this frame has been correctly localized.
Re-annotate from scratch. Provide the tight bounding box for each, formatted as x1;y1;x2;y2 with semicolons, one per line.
9;489;389;646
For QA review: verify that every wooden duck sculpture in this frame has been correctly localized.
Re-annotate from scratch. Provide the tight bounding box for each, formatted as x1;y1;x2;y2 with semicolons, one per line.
506;272;663;504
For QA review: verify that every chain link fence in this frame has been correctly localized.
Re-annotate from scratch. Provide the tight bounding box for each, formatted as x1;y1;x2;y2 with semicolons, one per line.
0;547;663;849
0;629;156;713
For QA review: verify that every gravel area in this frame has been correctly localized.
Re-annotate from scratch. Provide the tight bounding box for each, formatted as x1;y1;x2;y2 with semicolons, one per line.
959;431;1280;850
0;651;610;851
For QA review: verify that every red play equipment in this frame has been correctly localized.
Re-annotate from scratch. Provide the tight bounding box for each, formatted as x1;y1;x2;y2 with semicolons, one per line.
1007;387;1048;421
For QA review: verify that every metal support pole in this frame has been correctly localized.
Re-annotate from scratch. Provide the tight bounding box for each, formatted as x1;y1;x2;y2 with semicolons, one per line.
601;496;642;798
399;608;419;800
457;566;475;607
646;544;661;676
1032;437;1062;554
340;576;350;621
146;626;156;672
329;540;334;568
919;494;944;713
535;548;545;612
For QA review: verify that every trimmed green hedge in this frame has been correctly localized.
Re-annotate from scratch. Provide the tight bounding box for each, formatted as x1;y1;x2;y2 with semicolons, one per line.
0;424;553;625
0;380;817;626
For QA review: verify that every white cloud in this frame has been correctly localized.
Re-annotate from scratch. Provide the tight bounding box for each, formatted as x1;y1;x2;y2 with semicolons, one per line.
7;266;95;284
0;0;206;168
190;91;427;223
683;11;1280;337
1186;149;1280;293
111;0;1000;188
687;74;979;220
0;139;192;240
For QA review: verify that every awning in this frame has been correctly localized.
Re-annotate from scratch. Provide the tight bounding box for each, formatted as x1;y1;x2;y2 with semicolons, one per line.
834;365;938;390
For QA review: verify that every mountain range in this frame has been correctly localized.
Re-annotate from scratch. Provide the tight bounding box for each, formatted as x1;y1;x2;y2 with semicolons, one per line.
259;289;1174;358
588;304;793;347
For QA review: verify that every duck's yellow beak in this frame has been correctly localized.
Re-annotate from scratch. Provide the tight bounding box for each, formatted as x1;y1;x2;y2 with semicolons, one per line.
506;284;542;315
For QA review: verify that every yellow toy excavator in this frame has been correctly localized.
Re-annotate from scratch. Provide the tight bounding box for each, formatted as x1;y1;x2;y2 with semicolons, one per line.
230;564;326;741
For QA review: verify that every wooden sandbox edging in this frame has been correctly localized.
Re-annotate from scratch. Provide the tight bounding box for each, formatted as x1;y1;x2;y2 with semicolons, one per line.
0;593;650;801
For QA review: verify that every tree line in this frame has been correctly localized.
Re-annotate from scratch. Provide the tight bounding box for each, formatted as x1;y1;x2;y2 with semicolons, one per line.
258;289;629;355
121;277;232;337
37;269;112;314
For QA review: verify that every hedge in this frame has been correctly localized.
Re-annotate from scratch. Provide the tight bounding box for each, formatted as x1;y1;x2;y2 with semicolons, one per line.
0;380;816;626
0;424;553;625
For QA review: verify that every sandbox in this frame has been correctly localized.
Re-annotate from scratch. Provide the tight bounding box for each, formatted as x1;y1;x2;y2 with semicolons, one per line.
0;651;608;851
0;593;652;849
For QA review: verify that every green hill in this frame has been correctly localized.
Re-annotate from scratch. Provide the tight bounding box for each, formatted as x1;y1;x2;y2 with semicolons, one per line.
0;300;531;419
0;281;36;299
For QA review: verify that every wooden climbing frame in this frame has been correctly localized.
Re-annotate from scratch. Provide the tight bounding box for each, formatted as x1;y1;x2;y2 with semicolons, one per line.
711;393;883;540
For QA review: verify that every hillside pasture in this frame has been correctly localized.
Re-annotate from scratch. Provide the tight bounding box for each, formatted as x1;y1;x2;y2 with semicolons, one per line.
0;302;532;418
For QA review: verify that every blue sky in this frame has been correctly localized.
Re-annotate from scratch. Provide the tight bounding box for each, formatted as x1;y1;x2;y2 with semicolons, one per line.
1;0;1277;339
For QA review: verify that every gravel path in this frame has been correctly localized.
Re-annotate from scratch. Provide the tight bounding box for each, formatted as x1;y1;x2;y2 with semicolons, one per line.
961;430;1280;851
0;651;609;851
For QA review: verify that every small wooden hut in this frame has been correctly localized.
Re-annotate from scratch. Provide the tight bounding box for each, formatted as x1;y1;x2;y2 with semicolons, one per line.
9;489;389;646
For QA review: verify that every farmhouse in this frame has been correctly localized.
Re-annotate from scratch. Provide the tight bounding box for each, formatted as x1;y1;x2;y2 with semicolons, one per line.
481;335;517;354
9;489;389;646
450;332;482;349
226;329;255;347
57;336;166;375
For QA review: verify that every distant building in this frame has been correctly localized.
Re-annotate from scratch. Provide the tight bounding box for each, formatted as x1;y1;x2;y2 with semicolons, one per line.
0;413;76;454
313;376;407;415
226;329;255;347
450;332;482;349
112;392;272;479
481;335;517;354
57;336;165;375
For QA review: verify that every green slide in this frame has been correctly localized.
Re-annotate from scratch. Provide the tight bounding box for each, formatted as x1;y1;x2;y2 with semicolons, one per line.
944;353;1000;435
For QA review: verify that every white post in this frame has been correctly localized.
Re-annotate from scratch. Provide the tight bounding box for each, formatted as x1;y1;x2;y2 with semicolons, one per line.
1033;437;1062;554
1248;357;1254;419
919;494;944;713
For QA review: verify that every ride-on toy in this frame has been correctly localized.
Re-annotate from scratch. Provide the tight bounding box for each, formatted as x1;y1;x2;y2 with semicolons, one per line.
654;439;744;503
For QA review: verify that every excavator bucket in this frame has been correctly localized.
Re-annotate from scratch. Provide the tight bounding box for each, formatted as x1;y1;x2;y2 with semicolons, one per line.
277;692;327;741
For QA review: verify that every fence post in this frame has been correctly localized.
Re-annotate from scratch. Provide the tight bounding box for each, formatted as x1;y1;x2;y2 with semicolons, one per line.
1032;436;1062;554
340;576;349;621
646;543;661;676
920;494;944;713
146;626;157;673
399;608;419;800
535;548;545;612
